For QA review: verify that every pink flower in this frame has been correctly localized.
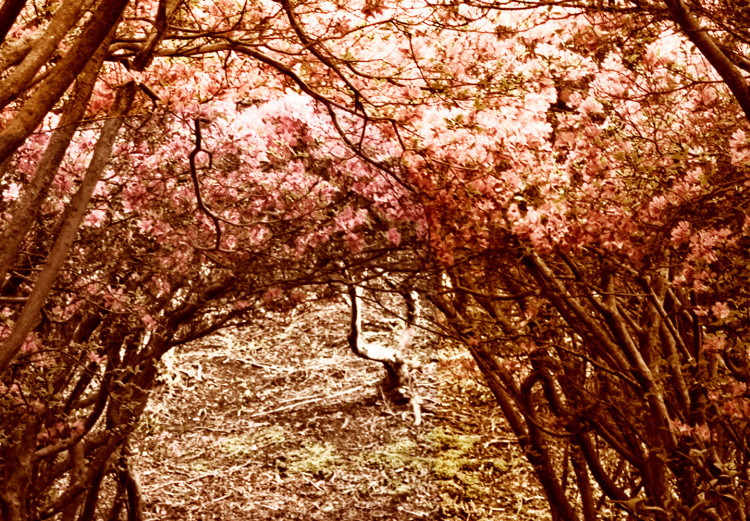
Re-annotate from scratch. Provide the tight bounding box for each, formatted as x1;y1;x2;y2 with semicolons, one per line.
290;290;306;303
141;314;158;330
88;352;106;363
507;203;521;222
670;221;691;246
711;302;730;319
386;228;401;246
84;209;107;227
703;335;726;353
578;97;603;116
2;182;20;200
263;287;283;304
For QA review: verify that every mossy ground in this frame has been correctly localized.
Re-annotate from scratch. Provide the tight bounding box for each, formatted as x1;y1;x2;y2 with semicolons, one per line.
133;297;550;520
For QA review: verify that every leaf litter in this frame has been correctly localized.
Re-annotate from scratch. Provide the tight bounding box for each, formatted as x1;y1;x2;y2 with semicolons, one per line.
133;296;551;520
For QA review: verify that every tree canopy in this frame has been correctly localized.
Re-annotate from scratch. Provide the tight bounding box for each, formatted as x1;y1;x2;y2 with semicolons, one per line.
1;0;750;520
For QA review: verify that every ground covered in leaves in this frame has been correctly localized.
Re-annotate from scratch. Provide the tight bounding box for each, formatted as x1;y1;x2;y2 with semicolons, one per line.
133;297;550;520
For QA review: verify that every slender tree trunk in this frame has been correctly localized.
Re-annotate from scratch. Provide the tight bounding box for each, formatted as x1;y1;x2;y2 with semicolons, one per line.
0;81;137;374
0;28;112;284
346;282;410;394
0;0;130;165
0;0;88;110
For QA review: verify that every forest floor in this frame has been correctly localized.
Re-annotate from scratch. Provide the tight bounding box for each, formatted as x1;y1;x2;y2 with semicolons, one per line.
132;295;550;521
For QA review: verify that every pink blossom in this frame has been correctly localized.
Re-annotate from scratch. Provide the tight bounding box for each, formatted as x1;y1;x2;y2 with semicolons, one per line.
578;97;603;116
703;335;726;353
2;182;20;200
88;352;106;363
670;221;690;246
70;421;85;436
711;301;731;319
290;290;306;303
670;419;693;438
141;314;158;331
398;327;415;349
730;128;750;164
693;424;711;442
84;209;107;227
21;335;38;354
386;228;401;246
506;203;521;222
263;287;283;304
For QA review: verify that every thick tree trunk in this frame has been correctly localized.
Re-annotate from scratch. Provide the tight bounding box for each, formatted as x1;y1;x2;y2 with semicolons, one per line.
0;419;37;521
0;0;26;45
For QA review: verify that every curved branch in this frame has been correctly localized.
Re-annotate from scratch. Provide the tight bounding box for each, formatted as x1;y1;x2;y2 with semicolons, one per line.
188;118;223;250
278;0;369;113
663;0;750;121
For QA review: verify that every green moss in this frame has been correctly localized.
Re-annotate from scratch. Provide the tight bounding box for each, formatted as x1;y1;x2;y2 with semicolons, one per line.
276;442;341;479
489;457;508;472
431;451;469;480
360;439;418;470
190;461;209;473
425;427;479;453
220;433;256;459
423;427;498;508
251;425;286;446
220;426;286;459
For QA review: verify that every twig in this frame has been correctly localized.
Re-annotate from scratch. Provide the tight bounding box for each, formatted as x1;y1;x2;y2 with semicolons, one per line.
147;470;217;492
411;396;422;426
148;458;255;493
249;385;365;419
209;492;232;504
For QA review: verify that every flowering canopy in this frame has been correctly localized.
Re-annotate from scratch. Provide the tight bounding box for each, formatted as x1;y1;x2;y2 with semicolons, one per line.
1;0;750;519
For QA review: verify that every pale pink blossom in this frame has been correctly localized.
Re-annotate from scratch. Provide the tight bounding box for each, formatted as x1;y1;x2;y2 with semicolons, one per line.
263;287;283;304
711;302;731;320
670;221;691;246
2;182;20;200
141;314;158;331
84;209;107;227
386;228;401;246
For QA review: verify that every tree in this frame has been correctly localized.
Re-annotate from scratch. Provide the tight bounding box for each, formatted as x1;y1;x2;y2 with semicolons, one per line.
407;2;750;520
2;0;750;520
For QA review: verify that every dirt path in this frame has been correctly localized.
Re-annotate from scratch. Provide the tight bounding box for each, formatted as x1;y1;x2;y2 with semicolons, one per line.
133;298;550;520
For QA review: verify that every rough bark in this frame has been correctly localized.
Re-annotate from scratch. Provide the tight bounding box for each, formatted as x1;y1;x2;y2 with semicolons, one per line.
0;28;112;284
0;0;130;165
0;81;137;374
0;0;88;110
